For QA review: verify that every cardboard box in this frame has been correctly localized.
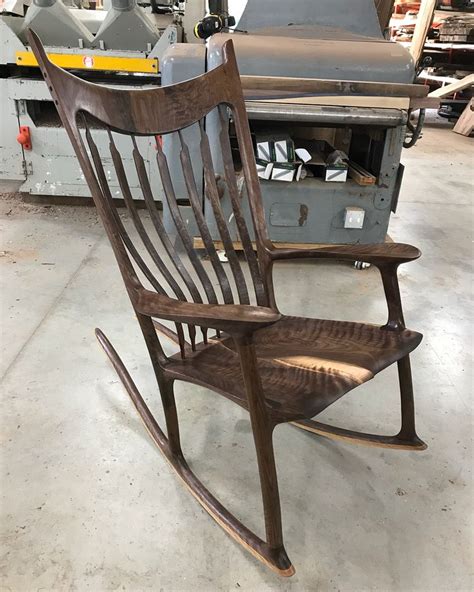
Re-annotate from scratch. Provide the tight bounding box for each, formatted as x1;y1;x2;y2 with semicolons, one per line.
256;140;275;162
255;133;295;163
294;162;304;182
256;159;273;180
274;138;295;163
325;167;348;182
270;162;302;182
295;147;312;163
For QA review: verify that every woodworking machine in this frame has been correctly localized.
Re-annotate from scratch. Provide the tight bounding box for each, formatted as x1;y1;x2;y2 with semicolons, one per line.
0;0;179;195
0;0;432;246
162;0;432;245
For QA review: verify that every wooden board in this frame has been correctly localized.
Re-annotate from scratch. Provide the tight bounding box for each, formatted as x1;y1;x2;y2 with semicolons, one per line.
262;95;411;110
193;237;394;252
453;99;474;137
409;0;437;66
247;95;438;111
409;96;441;110
348;162;377;186
429;74;474;98
240;75;429;98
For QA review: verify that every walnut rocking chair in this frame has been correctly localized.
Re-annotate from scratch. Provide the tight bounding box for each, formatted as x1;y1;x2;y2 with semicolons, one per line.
29;30;426;577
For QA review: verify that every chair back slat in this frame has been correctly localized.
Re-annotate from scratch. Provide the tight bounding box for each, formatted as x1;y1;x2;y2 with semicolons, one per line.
198;120;250;305
84;124;163;293
29;29;274;362
216;105;266;306
108;131;186;302
178;130;234;305
155;138;219;306
88;129;190;350
106;130;192;354
130;135;203;306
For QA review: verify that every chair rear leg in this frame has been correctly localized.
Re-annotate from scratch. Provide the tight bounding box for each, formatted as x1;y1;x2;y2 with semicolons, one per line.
135;314;184;458
396;355;425;447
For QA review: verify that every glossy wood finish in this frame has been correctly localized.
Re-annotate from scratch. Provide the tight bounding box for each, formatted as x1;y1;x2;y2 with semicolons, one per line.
164;317;423;422
29;29;426;577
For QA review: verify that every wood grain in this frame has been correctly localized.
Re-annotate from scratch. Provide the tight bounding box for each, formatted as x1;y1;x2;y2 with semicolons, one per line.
262;95;411;110
165;316;423;422
453;98;474;137
348;162;377;186
410;0;437;66
240;75;429;98
429;74;474;98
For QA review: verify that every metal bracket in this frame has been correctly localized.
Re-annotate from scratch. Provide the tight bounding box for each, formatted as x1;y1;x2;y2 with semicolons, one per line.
22;161;33;176
15;99;27;116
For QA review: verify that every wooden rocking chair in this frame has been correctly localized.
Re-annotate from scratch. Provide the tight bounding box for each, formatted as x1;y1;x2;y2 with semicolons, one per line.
29;30;426;577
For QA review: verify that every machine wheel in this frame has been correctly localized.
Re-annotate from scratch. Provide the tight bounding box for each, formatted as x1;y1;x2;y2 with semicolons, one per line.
354;261;371;270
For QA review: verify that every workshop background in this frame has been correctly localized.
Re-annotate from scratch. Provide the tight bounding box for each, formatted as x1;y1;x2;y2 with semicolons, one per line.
1;0;472;590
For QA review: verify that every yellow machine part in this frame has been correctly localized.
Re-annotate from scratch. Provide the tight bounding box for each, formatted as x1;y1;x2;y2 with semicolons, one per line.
15;51;158;74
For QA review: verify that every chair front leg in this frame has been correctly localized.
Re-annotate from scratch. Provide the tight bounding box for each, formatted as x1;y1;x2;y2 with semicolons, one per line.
233;333;294;574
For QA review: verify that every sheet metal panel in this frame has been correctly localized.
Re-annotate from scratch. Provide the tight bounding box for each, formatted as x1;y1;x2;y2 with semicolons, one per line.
237;0;383;38
208;33;415;84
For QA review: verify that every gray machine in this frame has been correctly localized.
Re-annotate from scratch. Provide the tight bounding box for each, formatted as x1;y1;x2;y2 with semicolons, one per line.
0;0;180;196
0;0;421;246
162;0;417;245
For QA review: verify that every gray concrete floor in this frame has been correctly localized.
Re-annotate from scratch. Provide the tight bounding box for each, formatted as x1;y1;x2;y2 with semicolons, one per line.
1;121;473;591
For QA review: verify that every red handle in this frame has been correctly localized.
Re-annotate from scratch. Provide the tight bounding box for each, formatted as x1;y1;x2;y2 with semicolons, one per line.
17;126;32;151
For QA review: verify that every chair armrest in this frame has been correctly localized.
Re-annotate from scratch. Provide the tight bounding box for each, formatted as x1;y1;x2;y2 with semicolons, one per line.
134;289;281;335
269;242;421;266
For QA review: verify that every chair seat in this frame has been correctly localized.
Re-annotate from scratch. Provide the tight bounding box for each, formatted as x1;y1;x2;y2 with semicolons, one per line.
167;316;422;421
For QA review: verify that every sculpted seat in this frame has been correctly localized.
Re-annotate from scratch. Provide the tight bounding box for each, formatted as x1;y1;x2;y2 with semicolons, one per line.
166;315;423;423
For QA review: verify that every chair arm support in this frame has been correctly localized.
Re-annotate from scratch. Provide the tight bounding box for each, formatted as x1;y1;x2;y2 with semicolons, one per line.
268;242;421;265
268;242;420;331
134;289;281;335
377;263;408;331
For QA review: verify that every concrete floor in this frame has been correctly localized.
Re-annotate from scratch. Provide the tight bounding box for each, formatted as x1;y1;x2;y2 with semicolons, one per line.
1;121;472;591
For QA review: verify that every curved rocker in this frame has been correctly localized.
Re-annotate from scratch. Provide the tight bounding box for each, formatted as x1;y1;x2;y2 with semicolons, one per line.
95;328;295;577
291;420;427;450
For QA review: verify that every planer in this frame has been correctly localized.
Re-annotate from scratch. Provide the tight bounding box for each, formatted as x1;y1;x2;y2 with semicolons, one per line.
162;0;432;247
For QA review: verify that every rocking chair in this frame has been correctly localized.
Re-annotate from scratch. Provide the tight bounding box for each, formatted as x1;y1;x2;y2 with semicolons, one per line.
29;30;426;577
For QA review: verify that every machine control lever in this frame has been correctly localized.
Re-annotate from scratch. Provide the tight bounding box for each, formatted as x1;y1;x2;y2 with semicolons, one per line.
17;126;32;151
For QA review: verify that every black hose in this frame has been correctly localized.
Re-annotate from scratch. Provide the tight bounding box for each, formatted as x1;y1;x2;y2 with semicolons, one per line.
404;109;426;148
